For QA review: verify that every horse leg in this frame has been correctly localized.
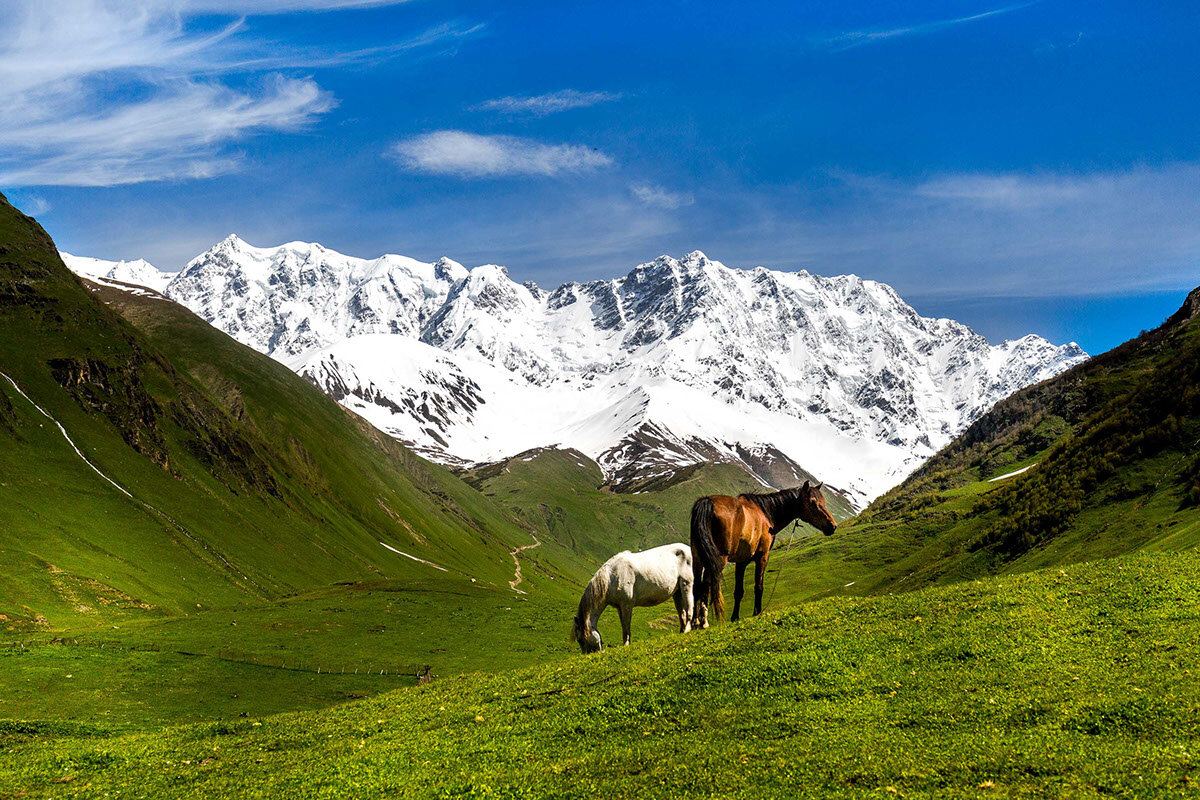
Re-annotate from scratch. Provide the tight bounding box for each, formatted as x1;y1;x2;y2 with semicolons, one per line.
683;576;695;632
675;583;693;633
731;561;747;622
753;554;768;616
693;567;709;629
618;603;633;646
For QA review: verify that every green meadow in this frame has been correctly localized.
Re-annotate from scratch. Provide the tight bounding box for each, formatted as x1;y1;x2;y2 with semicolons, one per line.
5;551;1200;798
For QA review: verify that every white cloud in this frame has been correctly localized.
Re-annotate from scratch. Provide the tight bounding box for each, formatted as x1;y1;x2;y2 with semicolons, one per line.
180;1;411;11
390;131;613;177
9;193;52;217
0;0;467;186
0;77;334;187
915;173;1089;209
630;183;693;210
738;162;1200;298
472;89;621;116
821;2;1038;50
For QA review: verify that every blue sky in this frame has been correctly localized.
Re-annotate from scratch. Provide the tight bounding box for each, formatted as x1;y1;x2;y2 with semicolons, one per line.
2;1;1198;353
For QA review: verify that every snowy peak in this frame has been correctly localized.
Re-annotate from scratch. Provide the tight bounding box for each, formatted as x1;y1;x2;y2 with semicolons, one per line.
60;252;175;294
168;236;468;357
433;256;469;284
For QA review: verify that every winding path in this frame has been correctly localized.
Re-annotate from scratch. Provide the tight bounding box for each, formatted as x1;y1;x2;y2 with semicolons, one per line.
508;533;542;594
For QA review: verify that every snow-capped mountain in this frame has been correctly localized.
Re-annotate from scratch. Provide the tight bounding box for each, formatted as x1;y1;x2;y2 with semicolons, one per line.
60;252;176;294
62;237;1088;507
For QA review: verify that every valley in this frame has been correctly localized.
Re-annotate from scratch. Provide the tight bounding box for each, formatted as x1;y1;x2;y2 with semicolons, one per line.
5;2;1198;795
4;191;1200;798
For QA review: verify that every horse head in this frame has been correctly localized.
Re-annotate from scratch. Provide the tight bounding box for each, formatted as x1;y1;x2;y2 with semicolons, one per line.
572;610;604;653
580;629;603;654
798;480;837;536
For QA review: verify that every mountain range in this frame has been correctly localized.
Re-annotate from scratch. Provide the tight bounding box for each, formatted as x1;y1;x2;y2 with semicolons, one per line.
61;237;1087;506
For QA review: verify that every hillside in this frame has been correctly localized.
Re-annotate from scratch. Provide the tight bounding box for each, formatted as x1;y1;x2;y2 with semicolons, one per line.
5;551;1200;798
0;191;550;626
0;193;602;721
775;286;1200;599
457;446;857;583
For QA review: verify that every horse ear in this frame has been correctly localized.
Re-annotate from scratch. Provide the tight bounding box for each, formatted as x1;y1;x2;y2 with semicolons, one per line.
815;482;823;489
802;480;810;489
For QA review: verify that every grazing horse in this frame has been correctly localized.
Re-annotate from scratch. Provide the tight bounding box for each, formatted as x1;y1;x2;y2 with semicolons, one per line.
691;481;836;626
572;543;694;653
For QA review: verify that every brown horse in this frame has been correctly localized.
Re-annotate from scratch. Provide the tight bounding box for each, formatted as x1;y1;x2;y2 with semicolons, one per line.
690;481;836;626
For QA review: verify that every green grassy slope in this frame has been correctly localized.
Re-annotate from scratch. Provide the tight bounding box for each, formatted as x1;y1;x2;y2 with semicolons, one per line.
6;550;1200;798
0;191;547;629
460;446;856;583
771;287;1200;600
0;193;590;721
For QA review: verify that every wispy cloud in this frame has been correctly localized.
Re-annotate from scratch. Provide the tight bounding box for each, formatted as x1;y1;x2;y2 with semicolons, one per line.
8;192;52;217
472;89;622;116
0;0;472;186
630;183;693;210
389;131;613;177
821;3;1037;50
1;76;335;187
914;172;1091;209
180;1;413;11
734;162;1200;299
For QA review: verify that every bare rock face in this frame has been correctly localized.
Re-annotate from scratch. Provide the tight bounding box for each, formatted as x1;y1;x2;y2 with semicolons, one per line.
1167;286;1200;327
66;241;1088;507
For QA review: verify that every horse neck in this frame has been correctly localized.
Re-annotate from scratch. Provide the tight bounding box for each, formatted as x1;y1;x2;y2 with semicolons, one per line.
579;572;608;628
759;491;802;531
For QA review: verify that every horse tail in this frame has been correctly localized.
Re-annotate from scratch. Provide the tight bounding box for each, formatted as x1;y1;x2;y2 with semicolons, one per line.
690;497;725;620
571;569;607;651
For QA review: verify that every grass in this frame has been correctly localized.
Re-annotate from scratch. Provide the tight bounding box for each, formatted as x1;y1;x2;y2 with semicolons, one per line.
4;550;1200;798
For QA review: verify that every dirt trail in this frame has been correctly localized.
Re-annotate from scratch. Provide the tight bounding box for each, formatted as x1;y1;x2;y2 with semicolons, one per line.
378;540;448;572
508;533;542;594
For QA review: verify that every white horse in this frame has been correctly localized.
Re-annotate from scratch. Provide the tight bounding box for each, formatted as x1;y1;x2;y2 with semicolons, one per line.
572;543;694;653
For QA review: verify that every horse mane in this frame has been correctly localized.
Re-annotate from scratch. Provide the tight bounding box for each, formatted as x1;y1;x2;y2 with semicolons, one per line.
738;486;803;529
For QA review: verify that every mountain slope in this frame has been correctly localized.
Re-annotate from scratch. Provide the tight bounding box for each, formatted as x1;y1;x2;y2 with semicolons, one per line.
69;237;1086;504
455;447;857;586
776;286;1200;599
0;192;555;635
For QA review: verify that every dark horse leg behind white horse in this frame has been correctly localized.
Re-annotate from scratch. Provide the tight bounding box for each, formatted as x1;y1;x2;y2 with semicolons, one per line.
731;561;748;621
